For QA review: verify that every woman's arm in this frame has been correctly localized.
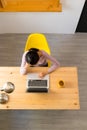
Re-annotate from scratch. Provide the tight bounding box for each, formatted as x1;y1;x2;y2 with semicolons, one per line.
39;50;60;77
20;51;28;75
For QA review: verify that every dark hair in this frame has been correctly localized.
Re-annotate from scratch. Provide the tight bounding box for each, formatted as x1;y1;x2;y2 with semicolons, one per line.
25;48;39;65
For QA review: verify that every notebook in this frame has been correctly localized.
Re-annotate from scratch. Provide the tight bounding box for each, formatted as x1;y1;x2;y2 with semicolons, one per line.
26;73;49;92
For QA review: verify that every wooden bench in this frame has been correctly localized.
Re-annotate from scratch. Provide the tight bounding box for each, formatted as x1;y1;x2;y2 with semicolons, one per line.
0;0;62;12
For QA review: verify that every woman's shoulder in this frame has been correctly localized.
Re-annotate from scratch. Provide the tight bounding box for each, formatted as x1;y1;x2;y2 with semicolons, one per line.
23;51;28;56
40;50;48;54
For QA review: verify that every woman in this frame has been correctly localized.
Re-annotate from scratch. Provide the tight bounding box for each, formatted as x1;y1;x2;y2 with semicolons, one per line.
20;48;60;78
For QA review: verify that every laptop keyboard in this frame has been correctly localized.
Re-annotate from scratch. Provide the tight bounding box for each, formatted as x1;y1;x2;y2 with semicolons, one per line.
28;79;47;87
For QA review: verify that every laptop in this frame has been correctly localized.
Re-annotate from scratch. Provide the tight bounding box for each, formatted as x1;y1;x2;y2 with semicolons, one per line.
26;73;49;92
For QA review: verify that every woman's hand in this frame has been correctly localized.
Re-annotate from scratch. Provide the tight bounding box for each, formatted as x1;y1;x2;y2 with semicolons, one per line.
39;72;48;78
25;63;30;69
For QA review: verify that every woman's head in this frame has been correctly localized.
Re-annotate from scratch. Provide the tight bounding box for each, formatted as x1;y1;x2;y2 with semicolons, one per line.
25;48;39;65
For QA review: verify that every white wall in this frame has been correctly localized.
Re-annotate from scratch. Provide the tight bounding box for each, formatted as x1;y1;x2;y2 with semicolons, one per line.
0;0;85;34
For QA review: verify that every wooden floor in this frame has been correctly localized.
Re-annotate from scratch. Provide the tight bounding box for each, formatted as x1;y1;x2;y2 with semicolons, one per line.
0;33;87;130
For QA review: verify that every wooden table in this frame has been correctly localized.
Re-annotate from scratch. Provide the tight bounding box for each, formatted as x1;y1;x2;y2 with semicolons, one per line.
0;67;80;109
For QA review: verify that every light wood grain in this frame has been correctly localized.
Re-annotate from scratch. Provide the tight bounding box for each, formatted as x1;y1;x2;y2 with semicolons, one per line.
0;0;7;8
0;0;62;12
0;67;80;109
